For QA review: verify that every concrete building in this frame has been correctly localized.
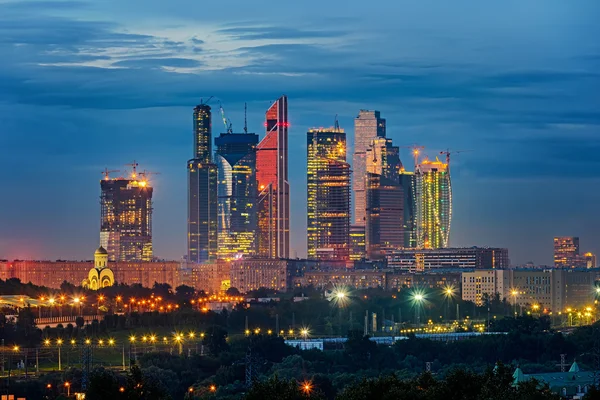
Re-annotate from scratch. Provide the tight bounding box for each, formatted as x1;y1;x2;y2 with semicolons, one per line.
462;269;597;310
295;270;388;290
229;258;291;293
554;236;580;268
387;247;509;272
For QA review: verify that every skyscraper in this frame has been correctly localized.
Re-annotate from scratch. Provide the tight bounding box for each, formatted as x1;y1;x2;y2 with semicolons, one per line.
352;110;386;226
365;138;404;259
414;158;451;249
215;132;259;259
306;126;351;261
188;102;218;263
256;95;289;259
554;237;580;268
399;170;416;248
100;167;153;262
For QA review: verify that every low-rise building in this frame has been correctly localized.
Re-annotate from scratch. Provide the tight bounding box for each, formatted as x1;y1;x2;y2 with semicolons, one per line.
387;247;509;272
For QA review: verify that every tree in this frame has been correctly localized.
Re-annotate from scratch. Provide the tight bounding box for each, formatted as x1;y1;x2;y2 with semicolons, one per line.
86;367;125;400
245;376;324;400
203;326;229;356
75;316;84;328
176;285;196;298
226;287;241;296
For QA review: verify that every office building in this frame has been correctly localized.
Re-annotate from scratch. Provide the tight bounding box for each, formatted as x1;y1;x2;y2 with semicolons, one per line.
306;126;351;261
349;225;366;261
214;132;259;259
583;252;597;269
365;138;404;259
414;158;451;248
554;237;580;268
188;102;218;263
256;95;290;258
399;170;416;248
100;167;153;262
387;247;509;272
352;110;386;226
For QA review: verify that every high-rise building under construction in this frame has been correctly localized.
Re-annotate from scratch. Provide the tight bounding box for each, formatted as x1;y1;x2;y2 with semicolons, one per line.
256;95;290;259
306;126;351;261
414;158;451;249
188;102;218;263
100;166;153;262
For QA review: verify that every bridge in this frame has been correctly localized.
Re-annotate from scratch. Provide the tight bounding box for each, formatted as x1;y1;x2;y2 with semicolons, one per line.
34;315;104;328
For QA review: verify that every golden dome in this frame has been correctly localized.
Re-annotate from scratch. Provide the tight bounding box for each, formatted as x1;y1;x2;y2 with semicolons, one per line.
94;246;108;255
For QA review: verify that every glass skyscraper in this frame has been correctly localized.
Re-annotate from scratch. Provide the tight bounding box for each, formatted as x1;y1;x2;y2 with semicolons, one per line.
365;138;404;259
306;127;351;261
414;158;451;249
188;103;218;263
215;132;259;259
256;95;289;259
352;110;386;227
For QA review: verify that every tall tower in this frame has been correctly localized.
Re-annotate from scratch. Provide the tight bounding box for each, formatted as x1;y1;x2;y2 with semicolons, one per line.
256;95;289;259
399;170;416;248
353;110;386;227
188;103;218;263
100;168;153;262
553;237;580;268
365;138;404;259
215;132;259;259
306;126;351;261
414;158;451;249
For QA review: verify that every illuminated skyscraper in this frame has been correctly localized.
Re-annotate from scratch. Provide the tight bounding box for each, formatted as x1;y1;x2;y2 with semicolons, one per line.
414;158;451;249
215;132;259;259
307;126;351;261
256;95;289;259
349;225;366;261
365;138;404;259
188;102;218;263
100;166;153;262
553;237;580;268
353;110;386;226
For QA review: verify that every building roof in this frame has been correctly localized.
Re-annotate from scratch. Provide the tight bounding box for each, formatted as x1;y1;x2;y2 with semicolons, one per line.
95;246;108;255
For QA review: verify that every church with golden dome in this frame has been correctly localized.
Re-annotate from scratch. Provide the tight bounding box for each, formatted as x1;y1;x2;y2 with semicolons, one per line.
82;246;115;290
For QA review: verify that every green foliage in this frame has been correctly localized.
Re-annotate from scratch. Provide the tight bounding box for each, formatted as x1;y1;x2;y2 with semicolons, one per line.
245;375;325;400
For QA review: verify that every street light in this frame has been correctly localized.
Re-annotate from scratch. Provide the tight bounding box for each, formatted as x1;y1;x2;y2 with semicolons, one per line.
411;290;425;329
443;286;455;321
300;328;310;340
300;381;312;395
64;382;71;397
57;339;63;370
511;290;518;317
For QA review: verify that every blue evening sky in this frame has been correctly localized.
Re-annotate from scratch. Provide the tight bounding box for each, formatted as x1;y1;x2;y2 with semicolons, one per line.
0;0;599;265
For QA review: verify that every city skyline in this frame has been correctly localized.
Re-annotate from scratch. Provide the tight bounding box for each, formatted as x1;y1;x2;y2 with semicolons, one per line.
1;0;599;265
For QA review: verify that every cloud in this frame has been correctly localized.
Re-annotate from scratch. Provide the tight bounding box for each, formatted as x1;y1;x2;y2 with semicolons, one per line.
190;37;204;45
215;26;345;40
112;57;202;69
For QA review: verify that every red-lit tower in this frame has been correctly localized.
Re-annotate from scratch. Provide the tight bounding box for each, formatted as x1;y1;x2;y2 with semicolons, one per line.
256;95;289;258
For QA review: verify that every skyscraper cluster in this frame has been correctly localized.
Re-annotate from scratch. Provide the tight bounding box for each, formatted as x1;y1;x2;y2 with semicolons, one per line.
187;96;289;263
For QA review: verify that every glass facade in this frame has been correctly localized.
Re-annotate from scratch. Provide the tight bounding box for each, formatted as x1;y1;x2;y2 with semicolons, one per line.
414;159;451;249
188;102;218;263
307;128;351;261
365;138;404;259
399;171;416;248
256;95;289;259
352;110;386;226
215;132;259;259
553;236;580;268
100;177;153;262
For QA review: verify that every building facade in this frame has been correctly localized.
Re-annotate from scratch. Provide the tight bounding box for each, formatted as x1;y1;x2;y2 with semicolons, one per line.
399;170;416;248
365;138;403;260
352;110;386;227
387;247;509;272
214;132;259;259
100;170;153;262
462;269;596;310
188;103;218;263
306;127;351;261
414;158;451;249
349;225;366;261
256;96;290;258
229;258;291;293
554;237;580;268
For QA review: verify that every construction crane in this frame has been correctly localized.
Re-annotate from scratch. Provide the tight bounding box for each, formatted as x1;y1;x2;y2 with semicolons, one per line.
219;102;233;134
399;145;425;170
200;96;214;105
125;161;139;179
439;149;472;166
334;114;341;132
138;170;160;186
101;168;120;180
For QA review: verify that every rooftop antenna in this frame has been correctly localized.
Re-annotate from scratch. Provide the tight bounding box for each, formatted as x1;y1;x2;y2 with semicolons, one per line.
334;114;340;131
244;102;248;134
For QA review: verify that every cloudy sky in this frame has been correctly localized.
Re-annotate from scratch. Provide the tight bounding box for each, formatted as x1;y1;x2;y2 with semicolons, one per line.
1;0;599;264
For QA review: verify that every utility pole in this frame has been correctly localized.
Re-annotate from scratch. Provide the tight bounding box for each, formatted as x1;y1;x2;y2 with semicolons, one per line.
275;314;279;336
364;310;368;336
